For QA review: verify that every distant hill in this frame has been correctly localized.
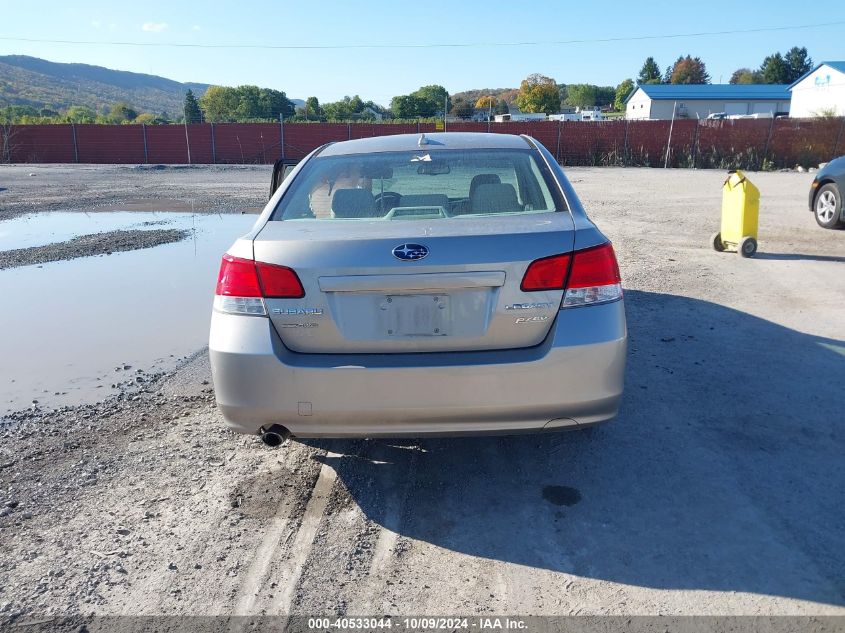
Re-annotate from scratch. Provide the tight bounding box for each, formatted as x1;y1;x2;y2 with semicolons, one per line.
452;88;519;106
0;55;211;116
0;54;521;118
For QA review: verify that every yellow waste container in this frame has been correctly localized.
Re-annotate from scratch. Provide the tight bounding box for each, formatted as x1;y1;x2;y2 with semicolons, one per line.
711;170;759;257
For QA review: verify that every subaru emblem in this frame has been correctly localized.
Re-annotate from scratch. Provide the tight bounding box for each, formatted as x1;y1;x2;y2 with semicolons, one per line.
392;243;429;261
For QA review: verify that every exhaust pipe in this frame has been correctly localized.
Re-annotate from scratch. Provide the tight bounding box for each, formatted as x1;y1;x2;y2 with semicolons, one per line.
259;424;290;447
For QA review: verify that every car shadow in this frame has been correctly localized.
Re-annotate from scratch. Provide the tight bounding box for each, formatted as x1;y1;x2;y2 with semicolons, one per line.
755;252;845;262
303;289;845;606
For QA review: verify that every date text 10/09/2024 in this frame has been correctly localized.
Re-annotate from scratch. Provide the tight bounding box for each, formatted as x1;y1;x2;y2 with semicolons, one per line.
307;617;528;630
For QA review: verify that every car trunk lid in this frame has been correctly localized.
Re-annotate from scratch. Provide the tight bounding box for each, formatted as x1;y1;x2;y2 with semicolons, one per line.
253;213;575;353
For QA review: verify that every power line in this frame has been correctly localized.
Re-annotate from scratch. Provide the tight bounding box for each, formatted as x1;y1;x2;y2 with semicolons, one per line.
1;20;843;51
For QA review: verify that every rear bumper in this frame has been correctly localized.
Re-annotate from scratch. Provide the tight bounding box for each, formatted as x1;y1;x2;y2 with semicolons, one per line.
209;300;627;437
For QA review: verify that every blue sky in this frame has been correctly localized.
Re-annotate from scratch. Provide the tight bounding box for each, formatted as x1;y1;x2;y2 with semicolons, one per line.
2;1;843;105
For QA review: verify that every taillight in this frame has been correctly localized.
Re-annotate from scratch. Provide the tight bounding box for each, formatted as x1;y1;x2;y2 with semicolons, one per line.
563;243;622;307
567;243;621;288
214;254;304;316
215;254;262;297
520;253;571;291
520;242;622;308
256;262;305;299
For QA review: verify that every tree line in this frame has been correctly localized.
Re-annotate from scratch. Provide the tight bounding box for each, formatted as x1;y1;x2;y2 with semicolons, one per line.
0;102;176;125
728;47;813;85
293;95;388;122
0;46;817;125
607;47;814;115
1;87;396;125
630;47;812;87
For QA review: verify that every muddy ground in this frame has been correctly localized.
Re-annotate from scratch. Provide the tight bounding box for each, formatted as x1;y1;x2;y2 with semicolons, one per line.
0;228;188;269
0;164;843;622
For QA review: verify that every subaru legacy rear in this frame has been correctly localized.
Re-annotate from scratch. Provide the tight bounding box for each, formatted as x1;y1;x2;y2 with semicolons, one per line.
209;133;626;441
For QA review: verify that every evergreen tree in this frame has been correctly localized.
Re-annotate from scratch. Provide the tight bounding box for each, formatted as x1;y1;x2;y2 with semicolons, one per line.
184;90;202;124
760;53;790;84
784;47;813;82
637;57;662;84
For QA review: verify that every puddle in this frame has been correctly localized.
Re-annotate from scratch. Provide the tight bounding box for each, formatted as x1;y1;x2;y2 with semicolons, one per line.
0;212;257;415
0;211;240;250
95;199;264;214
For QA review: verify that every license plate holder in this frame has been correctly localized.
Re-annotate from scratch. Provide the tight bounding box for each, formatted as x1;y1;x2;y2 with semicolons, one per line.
383;294;450;336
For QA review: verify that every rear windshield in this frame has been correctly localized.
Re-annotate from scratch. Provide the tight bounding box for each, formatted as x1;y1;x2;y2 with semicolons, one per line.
271;149;565;221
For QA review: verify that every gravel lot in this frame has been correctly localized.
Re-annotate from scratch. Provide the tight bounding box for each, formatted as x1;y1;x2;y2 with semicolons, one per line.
0;163;268;219
0;164;843;622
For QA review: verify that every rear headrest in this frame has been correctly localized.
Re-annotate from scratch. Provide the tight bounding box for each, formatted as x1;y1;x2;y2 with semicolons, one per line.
469;173;501;199
399;194;449;210
331;188;378;218
470;183;519;214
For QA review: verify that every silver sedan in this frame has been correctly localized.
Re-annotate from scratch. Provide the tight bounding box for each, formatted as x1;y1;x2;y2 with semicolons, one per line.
209;133;626;443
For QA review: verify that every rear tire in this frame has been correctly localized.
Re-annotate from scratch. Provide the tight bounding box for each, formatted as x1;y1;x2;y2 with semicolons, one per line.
711;231;725;252
814;183;843;229
739;236;757;258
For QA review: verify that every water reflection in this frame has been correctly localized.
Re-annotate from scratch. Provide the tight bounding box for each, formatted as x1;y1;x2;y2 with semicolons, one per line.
0;212;256;415
0;211;224;250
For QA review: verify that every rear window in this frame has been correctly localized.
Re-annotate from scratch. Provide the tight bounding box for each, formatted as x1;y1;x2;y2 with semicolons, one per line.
271;149;565;221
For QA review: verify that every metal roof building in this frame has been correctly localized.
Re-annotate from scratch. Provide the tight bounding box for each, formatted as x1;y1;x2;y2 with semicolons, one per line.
624;84;791;120
788;61;845;118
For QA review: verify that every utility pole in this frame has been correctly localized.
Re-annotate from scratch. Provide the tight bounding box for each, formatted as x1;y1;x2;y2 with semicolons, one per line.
183;103;192;165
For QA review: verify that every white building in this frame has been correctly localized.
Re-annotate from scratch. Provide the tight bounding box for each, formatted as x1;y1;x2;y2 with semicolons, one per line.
548;113;579;121
625;84;791;120
788;61;845;118
493;112;547;122
548;107;603;122
578;106;603;121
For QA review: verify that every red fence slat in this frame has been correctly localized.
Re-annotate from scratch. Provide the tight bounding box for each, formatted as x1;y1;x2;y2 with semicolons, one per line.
3;119;843;168
4;124;76;163
75;124;145;164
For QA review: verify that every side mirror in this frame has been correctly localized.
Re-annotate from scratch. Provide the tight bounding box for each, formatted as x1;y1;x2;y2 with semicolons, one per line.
270;159;299;199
